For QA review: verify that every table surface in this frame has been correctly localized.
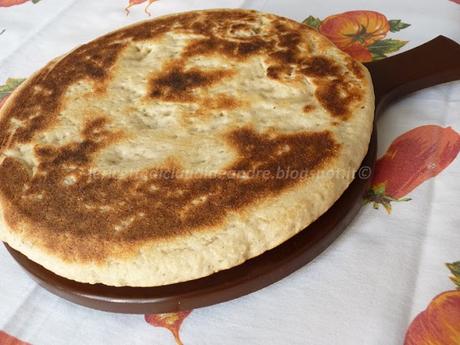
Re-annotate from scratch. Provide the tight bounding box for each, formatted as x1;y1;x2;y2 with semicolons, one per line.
0;1;459;345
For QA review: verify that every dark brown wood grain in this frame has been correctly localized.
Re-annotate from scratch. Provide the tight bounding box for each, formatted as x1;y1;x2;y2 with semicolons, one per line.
4;36;460;314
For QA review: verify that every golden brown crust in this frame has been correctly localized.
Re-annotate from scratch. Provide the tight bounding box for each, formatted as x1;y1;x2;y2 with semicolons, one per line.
148;64;235;102
0;9;373;285
0;123;339;261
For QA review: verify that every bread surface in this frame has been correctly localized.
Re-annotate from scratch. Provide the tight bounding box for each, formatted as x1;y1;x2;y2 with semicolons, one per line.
0;9;374;286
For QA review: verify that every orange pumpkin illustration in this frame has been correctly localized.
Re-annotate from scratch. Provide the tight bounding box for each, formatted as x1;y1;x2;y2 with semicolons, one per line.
0;331;29;345
303;11;410;62
0;0;28;7
366;125;460;213
0;0;40;7
404;262;460;344
145;311;191;345
319;11;389;49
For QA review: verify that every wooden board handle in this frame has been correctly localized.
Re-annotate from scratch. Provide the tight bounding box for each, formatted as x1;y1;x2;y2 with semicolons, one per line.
364;35;460;117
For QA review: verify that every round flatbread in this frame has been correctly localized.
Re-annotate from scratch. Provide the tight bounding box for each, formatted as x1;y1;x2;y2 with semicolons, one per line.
0;9;374;286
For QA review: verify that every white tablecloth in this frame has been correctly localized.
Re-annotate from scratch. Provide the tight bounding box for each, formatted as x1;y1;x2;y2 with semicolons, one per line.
0;1;459;344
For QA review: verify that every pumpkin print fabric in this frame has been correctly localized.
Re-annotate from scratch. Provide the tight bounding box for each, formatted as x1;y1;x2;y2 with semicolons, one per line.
145;311;192;345
366;125;460;213
404;262;460;345
303;10;410;62
0;0;40;7
0;331;30;345
125;0;158;15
